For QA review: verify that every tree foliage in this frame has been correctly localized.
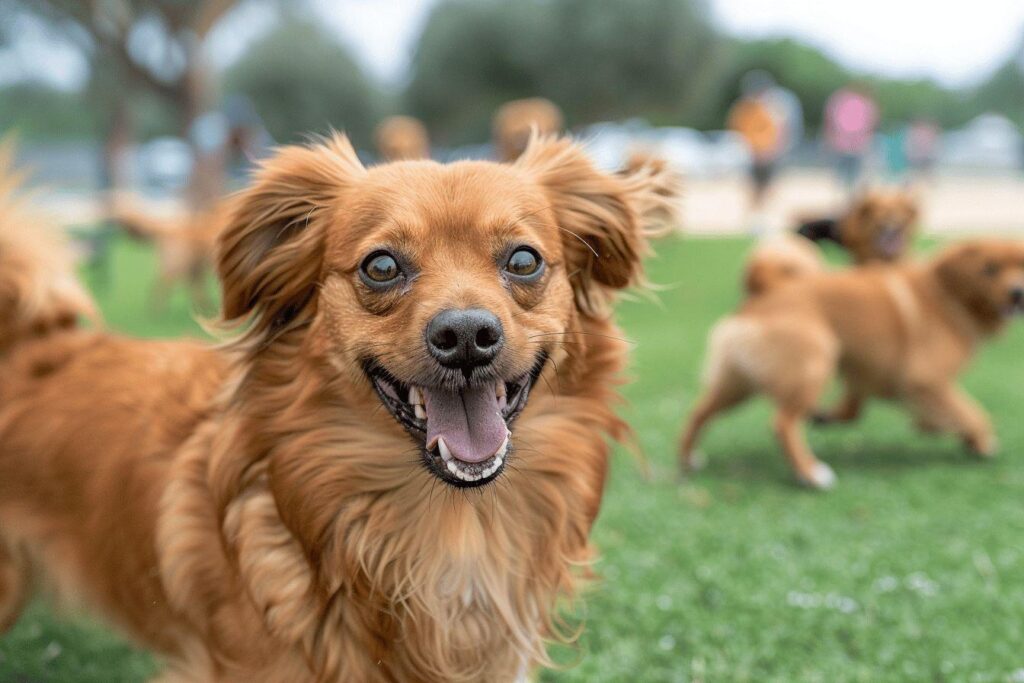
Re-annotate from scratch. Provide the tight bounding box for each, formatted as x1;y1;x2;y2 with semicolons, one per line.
405;0;724;143
224;19;380;147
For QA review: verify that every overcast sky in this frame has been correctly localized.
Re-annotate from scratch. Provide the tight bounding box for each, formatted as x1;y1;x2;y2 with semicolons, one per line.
2;0;1022;90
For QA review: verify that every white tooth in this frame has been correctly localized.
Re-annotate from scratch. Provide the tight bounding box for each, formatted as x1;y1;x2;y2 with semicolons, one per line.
414;404;426;420
409;386;422;405
438;438;453;462
447;460;459;475
496;382;506;399
493;455;503;468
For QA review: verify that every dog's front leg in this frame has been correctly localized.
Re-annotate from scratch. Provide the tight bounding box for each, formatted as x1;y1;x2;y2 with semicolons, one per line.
905;384;997;457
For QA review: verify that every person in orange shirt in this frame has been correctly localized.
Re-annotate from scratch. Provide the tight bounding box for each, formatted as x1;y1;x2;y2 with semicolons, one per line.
728;71;785;229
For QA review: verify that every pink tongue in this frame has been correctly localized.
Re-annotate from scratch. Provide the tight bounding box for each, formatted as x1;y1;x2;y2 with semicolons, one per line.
424;385;507;463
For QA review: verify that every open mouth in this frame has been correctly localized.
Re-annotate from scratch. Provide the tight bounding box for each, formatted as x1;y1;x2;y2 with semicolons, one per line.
876;228;906;259
366;354;546;487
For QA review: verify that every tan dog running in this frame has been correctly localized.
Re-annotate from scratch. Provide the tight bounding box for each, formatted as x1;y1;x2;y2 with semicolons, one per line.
681;240;1024;489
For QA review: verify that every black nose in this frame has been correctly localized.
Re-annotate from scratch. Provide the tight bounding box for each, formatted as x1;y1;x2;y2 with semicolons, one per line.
426;308;504;371
1012;287;1024;305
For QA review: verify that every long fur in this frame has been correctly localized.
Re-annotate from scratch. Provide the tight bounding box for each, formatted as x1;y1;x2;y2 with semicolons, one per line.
0;133;678;681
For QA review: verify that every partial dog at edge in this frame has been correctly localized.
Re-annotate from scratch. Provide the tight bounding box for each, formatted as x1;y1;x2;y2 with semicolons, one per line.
680;240;1024;490
0;134;677;681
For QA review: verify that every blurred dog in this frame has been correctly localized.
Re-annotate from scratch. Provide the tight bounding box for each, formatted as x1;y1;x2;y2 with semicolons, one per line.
112;195;226;308
0;134;677;681
680;240;1024;489
742;233;826;298
493;98;564;162
374;115;431;162
797;188;919;264
0;144;97;355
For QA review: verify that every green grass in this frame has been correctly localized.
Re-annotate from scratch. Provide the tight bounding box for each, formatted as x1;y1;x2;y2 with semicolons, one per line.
3;235;1024;682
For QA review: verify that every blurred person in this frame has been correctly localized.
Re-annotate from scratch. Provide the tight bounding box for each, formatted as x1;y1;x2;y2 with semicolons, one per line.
906;118;942;181
759;72;804;159
374;115;431;162
492;97;564;162
728;71;785;232
880;123;909;180
824;83;879;193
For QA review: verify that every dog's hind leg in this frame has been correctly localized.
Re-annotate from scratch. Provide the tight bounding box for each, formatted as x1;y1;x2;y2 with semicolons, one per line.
679;381;752;475
0;536;29;633
775;409;836;490
906;384;997;458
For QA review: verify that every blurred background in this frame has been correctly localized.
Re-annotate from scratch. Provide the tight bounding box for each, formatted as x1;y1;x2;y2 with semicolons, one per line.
1;0;1022;235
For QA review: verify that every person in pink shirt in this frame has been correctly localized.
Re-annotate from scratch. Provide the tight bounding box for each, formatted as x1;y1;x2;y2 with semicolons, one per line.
824;83;879;192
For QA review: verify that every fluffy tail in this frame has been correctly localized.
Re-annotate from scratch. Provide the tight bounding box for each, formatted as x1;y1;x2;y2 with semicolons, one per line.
0;141;98;354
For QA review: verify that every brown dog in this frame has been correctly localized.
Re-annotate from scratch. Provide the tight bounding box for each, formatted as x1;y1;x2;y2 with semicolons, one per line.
0;134;675;681
742;234;827;298
797;188;919;265
374;115;431;162
680;240;1024;489
493;98;564;162
112;195;226;309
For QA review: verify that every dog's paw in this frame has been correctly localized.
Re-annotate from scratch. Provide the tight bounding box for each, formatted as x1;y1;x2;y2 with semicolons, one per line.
680;450;707;475
965;433;999;459
797;461;837;491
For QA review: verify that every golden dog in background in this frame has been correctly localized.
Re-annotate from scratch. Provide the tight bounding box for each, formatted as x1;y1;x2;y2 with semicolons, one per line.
797;187;920;265
111;195;227;308
374;115;431;162
493;98;564;162
0;134;677;681
681;240;1024;489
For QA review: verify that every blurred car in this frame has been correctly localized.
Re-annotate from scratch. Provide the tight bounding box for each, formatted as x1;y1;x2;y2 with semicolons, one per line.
939;114;1023;172
579;121;751;177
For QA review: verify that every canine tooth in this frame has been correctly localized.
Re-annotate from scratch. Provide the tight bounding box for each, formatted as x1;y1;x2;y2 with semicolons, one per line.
438;438;453;462
414;404;426;420
447;460;459;475
495;431;511;458
409;386;422;405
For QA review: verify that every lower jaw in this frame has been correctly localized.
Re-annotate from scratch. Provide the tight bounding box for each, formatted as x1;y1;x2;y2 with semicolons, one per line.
424;446;507;487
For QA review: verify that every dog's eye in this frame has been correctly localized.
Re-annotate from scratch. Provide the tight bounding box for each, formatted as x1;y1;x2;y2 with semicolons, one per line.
360;252;402;286
505;247;543;279
984;261;1001;277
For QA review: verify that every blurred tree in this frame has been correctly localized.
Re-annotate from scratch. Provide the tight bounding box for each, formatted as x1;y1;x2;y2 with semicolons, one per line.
7;0;244;206
973;37;1024;129
224;19;379;148
0;83;100;139
405;0;724;144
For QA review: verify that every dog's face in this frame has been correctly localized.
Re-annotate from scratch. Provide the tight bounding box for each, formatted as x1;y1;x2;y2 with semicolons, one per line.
218;135;653;488
846;190;919;261
937;240;1024;321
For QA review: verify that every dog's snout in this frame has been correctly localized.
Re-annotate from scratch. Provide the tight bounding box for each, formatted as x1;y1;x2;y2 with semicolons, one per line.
426;308;504;370
1011;287;1024;305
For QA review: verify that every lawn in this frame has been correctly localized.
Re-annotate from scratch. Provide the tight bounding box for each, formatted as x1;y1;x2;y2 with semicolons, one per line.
2;235;1023;682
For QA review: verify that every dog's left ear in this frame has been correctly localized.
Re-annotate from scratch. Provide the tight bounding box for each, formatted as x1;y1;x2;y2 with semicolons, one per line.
218;134;365;342
517;136;679;314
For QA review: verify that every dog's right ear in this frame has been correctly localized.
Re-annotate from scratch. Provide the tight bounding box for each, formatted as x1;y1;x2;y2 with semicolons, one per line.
218;134;365;341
